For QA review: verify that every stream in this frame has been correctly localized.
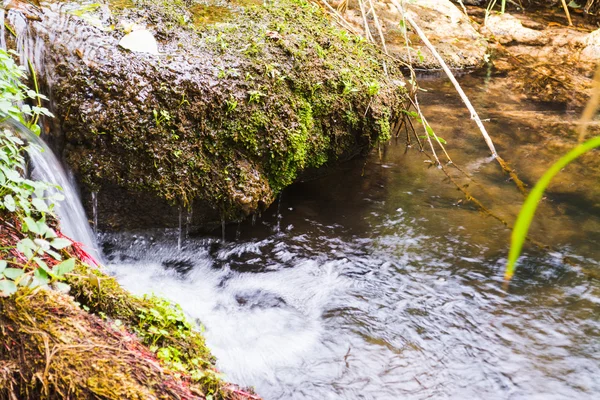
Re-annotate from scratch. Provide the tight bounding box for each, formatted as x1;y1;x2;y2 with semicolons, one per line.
90;73;600;399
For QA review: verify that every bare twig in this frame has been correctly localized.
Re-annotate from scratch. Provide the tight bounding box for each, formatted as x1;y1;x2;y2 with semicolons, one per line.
367;0;389;54
578;64;600;142
357;0;375;43
560;0;573;26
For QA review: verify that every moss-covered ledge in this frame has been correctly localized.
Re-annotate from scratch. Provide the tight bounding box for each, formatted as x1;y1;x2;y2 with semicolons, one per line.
4;0;407;230
0;238;254;399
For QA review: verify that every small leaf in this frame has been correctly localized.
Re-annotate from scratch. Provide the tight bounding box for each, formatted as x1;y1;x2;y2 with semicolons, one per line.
3;194;16;211
0;280;18;296
17;238;36;258
3;268;24;280
33;268;50;286
32;198;49;213
18;275;32;287
23;216;41;235
50;237;72;250
0;260;7;273
46;249;62;261
55;258;75;276
34;239;50;252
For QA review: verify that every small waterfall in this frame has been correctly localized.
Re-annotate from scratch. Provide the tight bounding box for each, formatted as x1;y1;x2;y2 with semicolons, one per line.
91;190;98;234
8;121;101;261
177;205;183;250
221;218;226;243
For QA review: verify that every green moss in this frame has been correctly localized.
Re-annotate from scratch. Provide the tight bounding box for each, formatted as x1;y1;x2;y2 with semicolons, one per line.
66;264;224;397
377;108;392;142
61;0;407;224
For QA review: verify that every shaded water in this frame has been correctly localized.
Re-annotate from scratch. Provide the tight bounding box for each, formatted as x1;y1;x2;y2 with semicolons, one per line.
99;74;600;399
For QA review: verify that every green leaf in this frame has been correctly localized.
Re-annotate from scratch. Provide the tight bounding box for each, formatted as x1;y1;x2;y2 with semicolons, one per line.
32;198;49;213
506;136;600;280
3;194;16;212
46;249;62;261
50;237;72;250
54;258;75;276
34;238;50;251
0;260;6;273
16;238;38;258
18;275;32;287
23;216;41;235
3;268;24;280
33;268;50;286
0;280;17;296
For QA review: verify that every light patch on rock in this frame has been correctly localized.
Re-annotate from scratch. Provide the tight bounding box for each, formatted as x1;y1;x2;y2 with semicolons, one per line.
483;13;548;45
581;29;600;61
118;29;159;55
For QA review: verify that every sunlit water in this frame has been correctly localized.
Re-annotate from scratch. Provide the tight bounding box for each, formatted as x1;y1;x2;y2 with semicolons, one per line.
101;74;600;399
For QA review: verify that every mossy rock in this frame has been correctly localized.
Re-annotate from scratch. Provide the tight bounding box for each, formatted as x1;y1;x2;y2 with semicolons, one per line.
0;288;209;399
5;0;407;230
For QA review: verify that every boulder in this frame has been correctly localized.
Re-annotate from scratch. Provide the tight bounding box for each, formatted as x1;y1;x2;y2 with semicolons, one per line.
2;0;407;231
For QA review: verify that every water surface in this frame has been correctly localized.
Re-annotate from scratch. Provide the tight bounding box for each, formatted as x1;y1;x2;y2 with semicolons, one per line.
104;74;600;399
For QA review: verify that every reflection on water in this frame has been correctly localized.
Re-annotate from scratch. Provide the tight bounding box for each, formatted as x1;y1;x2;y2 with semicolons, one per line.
104;75;600;399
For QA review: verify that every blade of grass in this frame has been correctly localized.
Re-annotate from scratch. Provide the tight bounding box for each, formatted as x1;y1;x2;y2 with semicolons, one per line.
505;136;600;281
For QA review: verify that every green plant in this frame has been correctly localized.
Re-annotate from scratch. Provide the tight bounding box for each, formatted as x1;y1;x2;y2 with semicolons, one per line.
505;136;600;281
0;49;53;135
248;90;265;104
225;97;238;112
153;109;172;126
0;50;77;296
366;80;380;96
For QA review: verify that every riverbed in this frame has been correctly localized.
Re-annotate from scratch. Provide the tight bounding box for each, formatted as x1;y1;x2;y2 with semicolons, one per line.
103;73;600;399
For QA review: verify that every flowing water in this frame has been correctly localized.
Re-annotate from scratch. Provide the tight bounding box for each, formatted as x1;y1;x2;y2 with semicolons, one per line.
96;74;600;399
9;122;101;260
1;3;598;399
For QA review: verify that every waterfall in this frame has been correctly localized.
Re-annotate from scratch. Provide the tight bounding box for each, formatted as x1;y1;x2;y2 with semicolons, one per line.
7;121;102;262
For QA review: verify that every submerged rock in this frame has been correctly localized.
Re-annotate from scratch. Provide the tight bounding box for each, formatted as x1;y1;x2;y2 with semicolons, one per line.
2;0;407;231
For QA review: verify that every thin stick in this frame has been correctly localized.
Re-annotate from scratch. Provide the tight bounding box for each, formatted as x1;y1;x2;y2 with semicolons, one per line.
357;0;375;43
560;0;573;26
367;0;389;54
578;64;600;142
317;1;361;35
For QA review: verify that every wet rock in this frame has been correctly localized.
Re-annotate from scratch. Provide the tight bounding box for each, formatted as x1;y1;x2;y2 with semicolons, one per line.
476;9;598;108
3;0;407;231
162;258;195;276
235;290;288;309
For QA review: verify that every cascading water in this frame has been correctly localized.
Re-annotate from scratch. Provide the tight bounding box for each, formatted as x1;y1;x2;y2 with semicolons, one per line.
7;121;101;261
0;2;110;261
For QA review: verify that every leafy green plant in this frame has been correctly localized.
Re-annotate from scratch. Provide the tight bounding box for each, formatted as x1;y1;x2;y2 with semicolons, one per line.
505;136;600;281
366;80;380;96
0;49;76;296
0;49;54;135
153;109;172;126
248;90;265;104
224;97;238;113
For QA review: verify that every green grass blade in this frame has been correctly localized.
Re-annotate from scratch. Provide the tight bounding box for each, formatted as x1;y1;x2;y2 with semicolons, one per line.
505;136;600;281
